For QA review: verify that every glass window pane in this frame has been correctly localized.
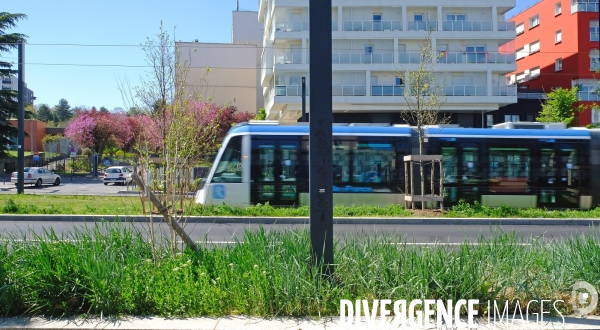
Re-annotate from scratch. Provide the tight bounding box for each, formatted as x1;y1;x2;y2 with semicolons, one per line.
212;136;243;183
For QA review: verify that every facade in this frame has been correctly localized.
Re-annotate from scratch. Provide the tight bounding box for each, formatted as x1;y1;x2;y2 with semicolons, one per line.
2;74;35;104
177;11;263;115
259;0;518;123
7;119;46;152
507;0;600;126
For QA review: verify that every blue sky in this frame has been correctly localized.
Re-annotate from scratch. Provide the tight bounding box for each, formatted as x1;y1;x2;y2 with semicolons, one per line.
4;0;536;111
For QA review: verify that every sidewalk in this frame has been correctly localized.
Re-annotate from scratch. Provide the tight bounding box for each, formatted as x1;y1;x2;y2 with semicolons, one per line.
1;316;599;329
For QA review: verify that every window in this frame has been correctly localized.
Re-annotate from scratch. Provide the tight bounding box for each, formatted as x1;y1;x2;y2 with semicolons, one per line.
486;114;494;127
516;23;525;35
446;14;466;21
556;58;563;71
530;40;540;54
414;14;423;21
591;20;599;41
465;45;486;63
505;114;520;122
395;76;403;85
212;136;243;183
529;14;540;28
555;2;562;15
373;13;382;31
555;30;562;43
516;47;527;60
530;66;541;78
364;45;374;54
591;50;600;71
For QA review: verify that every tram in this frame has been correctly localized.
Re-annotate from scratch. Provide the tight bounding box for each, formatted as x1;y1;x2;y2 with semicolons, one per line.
195;121;599;209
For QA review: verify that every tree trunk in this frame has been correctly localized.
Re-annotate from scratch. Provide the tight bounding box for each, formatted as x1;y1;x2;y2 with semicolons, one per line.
419;136;425;210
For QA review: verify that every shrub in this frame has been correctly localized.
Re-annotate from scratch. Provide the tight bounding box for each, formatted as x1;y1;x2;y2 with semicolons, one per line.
81;148;93;156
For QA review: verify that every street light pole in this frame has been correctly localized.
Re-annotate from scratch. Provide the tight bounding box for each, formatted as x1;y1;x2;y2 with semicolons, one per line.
17;41;25;194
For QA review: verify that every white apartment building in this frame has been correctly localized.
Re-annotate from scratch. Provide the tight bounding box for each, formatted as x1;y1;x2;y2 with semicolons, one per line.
259;0;518;125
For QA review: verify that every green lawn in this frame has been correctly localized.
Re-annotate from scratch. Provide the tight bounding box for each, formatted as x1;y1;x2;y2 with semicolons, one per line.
2;194;600;218
1;151;33;159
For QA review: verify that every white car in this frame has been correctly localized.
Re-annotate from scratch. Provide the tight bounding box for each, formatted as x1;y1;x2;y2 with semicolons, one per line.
103;166;133;185
11;167;61;187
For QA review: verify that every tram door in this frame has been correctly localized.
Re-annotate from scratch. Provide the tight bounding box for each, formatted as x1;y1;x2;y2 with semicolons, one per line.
251;138;299;205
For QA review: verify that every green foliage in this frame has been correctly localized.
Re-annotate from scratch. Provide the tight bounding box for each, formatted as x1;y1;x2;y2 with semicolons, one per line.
0;222;598;317
41;134;63;147
536;87;586;127
37;104;54;123
54;98;72;123
81;148;93;156
587;123;599;129
254;108;266;120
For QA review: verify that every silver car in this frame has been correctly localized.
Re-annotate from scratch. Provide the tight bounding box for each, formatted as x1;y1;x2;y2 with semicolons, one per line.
11;167;61;187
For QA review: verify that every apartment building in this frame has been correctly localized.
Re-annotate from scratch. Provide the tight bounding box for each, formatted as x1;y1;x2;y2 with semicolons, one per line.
2;74;35;104
177;11;264;115
507;0;600;126
259;0;518;126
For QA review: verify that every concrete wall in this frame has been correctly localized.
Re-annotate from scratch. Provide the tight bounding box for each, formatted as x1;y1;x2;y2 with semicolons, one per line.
8;119;46;152
232;11;263;45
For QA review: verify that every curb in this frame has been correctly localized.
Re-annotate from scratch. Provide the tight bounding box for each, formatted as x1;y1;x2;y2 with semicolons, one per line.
0;214;599;225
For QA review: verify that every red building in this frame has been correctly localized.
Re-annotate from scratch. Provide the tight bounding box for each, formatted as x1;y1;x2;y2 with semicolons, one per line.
507;0;600;126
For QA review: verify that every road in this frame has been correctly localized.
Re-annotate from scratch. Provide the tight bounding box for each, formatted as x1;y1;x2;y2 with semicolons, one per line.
0;221;597;244
0;174;136;196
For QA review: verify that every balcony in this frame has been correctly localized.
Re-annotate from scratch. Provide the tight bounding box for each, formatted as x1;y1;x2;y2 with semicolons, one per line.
275;53;302;64
571;1;598;13
444;85;487;96
371;85;403;96
398;53;422;64
342;20;402;32
438;51;516;64
442;20;492;31
332;53;394;64
578;91;600;101
275;85;305;97
498;21;516;31
493;86;517;96
333;85;366;96
275;21;308;32
407;21;437;31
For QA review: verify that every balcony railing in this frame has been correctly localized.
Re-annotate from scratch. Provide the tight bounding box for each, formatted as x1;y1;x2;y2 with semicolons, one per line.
493;86;517;96
578;91;600;101
498;21;516;31
438;51;516;64
342;20;402;31
442;20;492;31
333;85;367;96
371;85;404;96
275;53;302;64
571;2;599;13
275;85;306;97
407;21;437;31
398;53;422;64
275;21;308;32
332;53;394;64
444;85;487;96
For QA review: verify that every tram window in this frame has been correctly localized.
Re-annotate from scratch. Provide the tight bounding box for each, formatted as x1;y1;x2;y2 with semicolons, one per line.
352;141;394;191
442;147;457;182
489;148;530;185
559;146;579;188
462;147;479;177
212;136;243;183
333;141;351;184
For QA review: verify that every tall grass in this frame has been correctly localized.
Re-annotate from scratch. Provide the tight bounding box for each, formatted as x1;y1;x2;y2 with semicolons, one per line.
1;222;598;317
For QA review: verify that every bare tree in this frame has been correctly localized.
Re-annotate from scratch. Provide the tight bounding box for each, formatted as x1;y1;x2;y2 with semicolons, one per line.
400;30;449;210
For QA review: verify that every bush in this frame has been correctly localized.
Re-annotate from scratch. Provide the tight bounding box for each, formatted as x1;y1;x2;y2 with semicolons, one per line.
81;148;93;156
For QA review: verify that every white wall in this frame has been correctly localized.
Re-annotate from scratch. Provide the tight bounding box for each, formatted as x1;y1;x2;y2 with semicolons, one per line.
232;11;263;45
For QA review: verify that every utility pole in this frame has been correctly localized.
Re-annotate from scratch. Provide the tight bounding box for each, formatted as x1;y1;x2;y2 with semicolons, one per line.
309;0;333;275
17;41;25;194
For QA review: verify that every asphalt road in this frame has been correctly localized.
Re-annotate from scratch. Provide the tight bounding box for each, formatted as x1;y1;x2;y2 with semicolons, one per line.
0;221;597;244
0;174;136;195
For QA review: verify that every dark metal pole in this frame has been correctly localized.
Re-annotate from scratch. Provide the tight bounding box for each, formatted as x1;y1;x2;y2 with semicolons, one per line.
301;77;306;122
17;41;25;194
309;0;333;274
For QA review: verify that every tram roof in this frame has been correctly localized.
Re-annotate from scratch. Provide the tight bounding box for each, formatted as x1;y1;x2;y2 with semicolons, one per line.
228;122;413;136
426;127;591;139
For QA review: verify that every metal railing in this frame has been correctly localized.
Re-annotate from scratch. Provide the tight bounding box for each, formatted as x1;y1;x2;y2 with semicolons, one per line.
444;85;487;96
332;53;394;64
493;86;517;96
437;51;516;64
275;21;308;32
371;85;404;96
398;53;422;64
571;2;599;12
274;53;302;64
442;20;492;31
342;20;402;31
274;85;306;97
578;91;600;101
407;21;438;31
332;85;366;96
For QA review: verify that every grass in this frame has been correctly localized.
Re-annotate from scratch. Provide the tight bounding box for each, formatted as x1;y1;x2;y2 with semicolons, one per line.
0;222;598;317
2;194;600;218
0;151;33;159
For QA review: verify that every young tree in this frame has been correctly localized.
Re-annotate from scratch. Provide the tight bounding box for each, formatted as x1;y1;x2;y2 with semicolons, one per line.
99;106;109;113
0;12;28;156
536;86;585;127
400;30;449;210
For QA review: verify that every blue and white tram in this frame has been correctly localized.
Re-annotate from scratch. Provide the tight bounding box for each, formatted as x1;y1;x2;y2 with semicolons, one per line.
196;122;597;209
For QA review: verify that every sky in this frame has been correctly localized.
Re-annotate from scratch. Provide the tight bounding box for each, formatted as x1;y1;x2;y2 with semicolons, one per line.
4;0;537;112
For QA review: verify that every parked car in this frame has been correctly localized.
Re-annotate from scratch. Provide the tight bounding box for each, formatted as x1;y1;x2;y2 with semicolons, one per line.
103;166;133;185
11;167;61;187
